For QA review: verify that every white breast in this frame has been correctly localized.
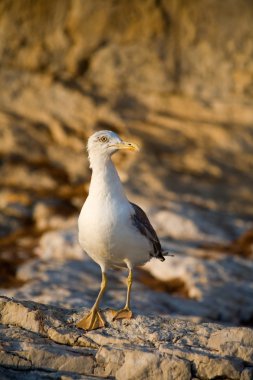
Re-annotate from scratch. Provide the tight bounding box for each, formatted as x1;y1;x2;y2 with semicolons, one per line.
78;194;150;270
78;154;151;270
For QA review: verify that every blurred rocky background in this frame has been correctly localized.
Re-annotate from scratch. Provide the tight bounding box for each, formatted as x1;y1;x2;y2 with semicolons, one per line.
1;0;253;327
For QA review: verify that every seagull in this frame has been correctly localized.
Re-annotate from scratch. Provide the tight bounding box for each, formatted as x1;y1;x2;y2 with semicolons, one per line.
76;130;166;331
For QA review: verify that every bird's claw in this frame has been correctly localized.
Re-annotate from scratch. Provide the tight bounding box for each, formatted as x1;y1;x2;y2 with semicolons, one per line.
76;309;105;330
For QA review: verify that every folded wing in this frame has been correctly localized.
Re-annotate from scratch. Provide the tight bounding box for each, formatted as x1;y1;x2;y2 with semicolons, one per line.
130;202;165;262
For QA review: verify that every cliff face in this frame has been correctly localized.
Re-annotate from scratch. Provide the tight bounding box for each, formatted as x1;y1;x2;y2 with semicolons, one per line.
0;0;253;301
1;0;253;99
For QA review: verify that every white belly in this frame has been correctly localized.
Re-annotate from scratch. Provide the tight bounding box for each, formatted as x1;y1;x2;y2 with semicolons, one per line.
78;196;150;270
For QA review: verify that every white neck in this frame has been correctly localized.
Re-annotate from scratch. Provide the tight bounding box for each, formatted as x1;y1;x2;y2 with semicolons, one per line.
88;154;127;201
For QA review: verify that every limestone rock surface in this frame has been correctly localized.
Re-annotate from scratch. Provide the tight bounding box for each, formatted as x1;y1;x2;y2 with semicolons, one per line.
0;296;253;380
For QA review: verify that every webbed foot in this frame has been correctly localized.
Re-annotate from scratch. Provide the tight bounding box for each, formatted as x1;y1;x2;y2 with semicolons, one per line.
76;309;105;330
111;307;133;321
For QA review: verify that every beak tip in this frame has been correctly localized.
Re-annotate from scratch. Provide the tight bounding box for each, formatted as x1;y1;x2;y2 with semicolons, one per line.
127;142;139;152
116;141;140;152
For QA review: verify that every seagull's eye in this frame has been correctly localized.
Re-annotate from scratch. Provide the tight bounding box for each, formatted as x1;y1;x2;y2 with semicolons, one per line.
99;136;109;143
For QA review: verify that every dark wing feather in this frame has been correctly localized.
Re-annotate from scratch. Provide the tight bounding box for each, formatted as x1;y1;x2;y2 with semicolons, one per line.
130;202;165;262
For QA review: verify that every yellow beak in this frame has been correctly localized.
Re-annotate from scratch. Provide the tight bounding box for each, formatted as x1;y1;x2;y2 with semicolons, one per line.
111;141;139;152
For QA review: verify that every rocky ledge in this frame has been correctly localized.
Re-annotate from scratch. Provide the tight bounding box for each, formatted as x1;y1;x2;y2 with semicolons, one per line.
0;296;252;380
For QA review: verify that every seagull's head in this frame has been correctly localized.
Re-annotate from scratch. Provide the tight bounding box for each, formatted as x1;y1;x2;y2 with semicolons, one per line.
87;130;139;167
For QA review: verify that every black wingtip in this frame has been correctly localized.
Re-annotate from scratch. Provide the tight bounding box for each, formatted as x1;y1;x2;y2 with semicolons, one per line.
162;250;175;258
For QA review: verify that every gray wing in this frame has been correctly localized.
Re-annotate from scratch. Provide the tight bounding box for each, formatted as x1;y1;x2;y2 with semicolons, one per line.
130;202;165;262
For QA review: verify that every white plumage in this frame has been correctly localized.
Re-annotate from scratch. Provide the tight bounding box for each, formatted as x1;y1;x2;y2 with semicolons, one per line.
76;130;165;331
78;152;150;271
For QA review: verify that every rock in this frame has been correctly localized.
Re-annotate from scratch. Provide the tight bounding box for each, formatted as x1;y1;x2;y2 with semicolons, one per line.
208;328;253;362
0;296;252;380
241;368;253;380
0;4;253;377
144;251;253;323
1;1;253;299
227;229;253;259
0;367;97;380
36;225;83;261
1;226;252;325
33;201;79;233
150;204;250;244
1;2;253;377
0;0;253;100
